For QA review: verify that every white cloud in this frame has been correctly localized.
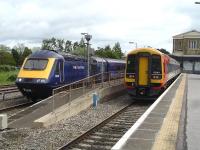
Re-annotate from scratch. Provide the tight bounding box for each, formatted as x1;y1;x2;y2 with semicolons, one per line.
0;0;199;53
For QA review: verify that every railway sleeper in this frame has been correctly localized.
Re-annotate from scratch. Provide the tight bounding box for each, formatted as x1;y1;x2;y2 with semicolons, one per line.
109;119;136;124
108;120;134;125
92;132;122;138
82;139;115;146
105;124;130;130
100;127;127;133
89;134;121;141
75;143;112;150
108;123;131;129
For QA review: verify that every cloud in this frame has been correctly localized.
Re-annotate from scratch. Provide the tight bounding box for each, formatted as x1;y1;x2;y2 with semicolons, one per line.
0;0;198;53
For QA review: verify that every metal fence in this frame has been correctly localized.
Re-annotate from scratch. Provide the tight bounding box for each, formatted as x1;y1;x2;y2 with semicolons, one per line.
51;71;124;112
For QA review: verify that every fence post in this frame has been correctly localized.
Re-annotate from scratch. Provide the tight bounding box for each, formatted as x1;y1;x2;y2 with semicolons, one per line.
69;85;71;101
82;80;84;95
2;93;5;101
101;72;104;88
109;72;111;86
52;89;55;112
93;76;95;89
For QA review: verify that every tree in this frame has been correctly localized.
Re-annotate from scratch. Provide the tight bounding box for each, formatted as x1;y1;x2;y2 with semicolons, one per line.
11;44;32;66
73;42;79;52
11;49;20;66
13;43;25;54
95;45;116;58
65;40;72;52
112;42;123;59
57;39;65;51
22;47;32;62
42;37;73;51
0;50;15;66
42;39;52;50
79;37;85;48
0;44;11;52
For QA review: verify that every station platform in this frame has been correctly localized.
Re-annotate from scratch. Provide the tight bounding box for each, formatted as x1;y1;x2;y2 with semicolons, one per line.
112;73;200;150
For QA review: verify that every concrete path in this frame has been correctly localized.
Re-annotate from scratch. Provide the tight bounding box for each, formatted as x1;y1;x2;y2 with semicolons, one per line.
187;74;200;150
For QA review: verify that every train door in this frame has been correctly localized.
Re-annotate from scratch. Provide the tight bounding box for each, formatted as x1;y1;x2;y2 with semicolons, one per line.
55;60;64;84
91;63;97;75
60;60;64;83
138;56;149;86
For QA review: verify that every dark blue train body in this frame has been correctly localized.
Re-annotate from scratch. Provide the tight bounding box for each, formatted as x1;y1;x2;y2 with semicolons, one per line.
16;50;125;100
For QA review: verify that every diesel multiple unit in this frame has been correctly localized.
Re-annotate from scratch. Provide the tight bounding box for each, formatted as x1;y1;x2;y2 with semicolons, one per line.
125;48;180;99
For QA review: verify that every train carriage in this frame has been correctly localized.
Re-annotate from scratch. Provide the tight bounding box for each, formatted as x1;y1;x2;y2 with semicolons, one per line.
125;48;180;99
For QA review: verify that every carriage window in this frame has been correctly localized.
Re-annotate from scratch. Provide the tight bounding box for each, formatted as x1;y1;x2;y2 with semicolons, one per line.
126;54;136;73
151;55;161;74
24;59;48;70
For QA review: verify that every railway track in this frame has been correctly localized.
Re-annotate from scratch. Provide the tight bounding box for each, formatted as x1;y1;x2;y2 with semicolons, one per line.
59;101;151;150
0;84;21;101
0;85;18;94
0;100;33;113
0;84;16;89
0;95;33;118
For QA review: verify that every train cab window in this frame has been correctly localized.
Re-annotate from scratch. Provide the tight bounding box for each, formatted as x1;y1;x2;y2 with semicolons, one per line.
24;59;48;70
126;54;136;73
151;55;161;74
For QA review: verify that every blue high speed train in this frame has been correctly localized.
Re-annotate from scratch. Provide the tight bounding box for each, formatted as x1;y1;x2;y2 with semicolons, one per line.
16;50;125;100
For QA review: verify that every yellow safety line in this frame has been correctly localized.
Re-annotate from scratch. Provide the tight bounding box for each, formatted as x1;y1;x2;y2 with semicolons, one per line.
151;74;186;150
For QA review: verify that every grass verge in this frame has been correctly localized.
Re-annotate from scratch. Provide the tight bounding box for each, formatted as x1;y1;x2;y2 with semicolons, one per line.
0;70;19;85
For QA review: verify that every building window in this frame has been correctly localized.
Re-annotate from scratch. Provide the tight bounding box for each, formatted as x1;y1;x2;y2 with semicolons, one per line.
178;41;182;50
188;40;198;49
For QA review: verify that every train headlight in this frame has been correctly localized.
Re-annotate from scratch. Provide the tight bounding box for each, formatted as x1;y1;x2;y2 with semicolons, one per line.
151;75;162;79
126;74;135;79
17;78;22;82
40;79;47;83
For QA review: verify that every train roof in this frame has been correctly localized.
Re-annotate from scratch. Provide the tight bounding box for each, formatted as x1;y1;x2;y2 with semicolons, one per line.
91;57;107;62
128;48;163;55
104;58;125;63
28;50;64;59
28;50;86;61
28;50;125;63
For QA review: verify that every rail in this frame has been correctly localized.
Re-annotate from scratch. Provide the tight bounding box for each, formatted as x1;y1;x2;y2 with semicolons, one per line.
0;85;20;100
0;84;16;89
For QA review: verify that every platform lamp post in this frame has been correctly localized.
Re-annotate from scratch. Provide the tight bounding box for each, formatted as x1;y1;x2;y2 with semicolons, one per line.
81;33;87;60
129;41;138;49
81;33;92;77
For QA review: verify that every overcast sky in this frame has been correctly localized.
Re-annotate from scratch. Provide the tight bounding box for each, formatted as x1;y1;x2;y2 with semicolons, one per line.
0;0;199;53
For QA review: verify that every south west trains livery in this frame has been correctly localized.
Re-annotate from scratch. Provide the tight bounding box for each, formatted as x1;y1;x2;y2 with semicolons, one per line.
16;50;125;101
125;48;180;99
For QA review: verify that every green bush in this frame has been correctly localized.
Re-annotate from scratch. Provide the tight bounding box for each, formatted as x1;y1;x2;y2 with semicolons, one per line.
7;74;17;82
0;65;17;72
0;50;16;66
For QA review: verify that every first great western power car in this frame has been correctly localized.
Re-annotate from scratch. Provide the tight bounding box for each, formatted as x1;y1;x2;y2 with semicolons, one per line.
16;50;125;101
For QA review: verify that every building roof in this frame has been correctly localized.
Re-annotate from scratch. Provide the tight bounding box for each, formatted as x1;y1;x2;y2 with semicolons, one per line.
173;30;200;39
